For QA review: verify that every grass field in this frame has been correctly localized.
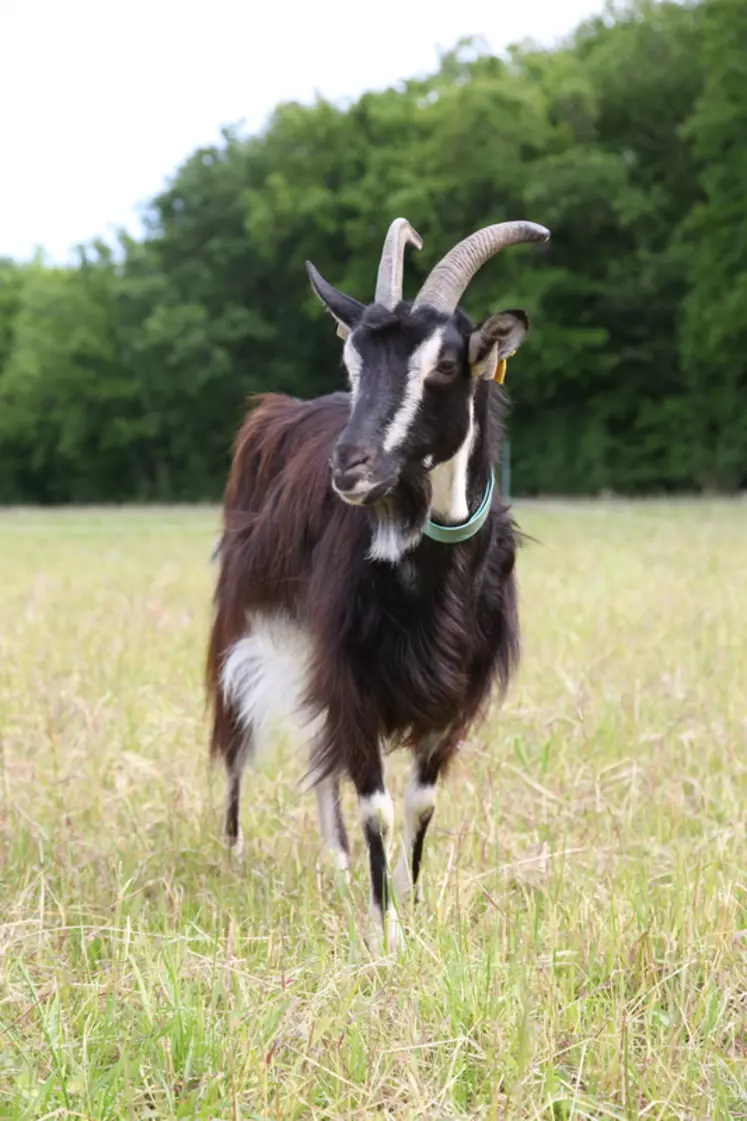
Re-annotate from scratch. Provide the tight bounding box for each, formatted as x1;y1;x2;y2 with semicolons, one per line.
0;502;745;1120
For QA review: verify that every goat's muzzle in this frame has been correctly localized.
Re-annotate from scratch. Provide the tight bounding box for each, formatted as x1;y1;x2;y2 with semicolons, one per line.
330;441;395;506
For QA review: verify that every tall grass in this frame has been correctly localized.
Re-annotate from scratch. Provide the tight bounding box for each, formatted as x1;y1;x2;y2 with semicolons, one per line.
0;501;745;1119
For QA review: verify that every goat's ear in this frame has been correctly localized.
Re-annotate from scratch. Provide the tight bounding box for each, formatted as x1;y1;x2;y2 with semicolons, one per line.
305;261;365;340
468;309;530;380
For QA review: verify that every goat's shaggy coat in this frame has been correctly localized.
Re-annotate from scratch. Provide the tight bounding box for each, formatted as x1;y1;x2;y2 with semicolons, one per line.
205;217;549;947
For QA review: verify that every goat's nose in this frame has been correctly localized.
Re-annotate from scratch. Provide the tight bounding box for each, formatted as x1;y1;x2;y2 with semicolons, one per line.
333;443;373;475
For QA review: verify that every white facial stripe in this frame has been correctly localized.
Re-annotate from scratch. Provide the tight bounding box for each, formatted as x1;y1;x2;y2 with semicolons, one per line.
429;401;476;523
382;327;445;454
343;336;363;402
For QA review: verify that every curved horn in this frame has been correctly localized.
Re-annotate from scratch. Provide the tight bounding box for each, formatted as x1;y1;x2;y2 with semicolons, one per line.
374;217;423;309
412;221;550;314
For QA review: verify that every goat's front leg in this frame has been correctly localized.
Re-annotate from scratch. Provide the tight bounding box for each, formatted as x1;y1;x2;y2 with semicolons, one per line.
352;755;399;953
393;732;453;902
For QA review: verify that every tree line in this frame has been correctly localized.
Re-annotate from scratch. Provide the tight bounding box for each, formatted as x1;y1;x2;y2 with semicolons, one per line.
1;0;745;503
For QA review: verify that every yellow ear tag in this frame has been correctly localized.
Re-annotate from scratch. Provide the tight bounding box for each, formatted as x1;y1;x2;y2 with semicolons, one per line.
494;349;516;384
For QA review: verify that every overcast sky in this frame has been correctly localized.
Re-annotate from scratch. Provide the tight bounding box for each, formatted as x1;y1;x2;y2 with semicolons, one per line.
1;0;606;263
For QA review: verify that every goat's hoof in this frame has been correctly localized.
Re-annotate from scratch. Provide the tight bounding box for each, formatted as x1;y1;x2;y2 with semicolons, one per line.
365;907;402;958
333;849;351;879
329;851;352;892
224;829;245;864
392;857;413;900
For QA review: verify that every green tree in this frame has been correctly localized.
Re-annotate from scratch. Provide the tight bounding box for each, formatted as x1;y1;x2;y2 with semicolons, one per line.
511;0;705;493
0;0;742;502
680;0;747;489
0;249;133;501
0;260;27;500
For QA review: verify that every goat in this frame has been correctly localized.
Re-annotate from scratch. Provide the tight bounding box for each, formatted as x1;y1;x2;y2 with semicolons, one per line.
205;216;550;949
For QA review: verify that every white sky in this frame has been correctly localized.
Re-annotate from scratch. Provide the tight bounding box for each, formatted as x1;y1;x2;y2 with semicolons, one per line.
0;0;606;263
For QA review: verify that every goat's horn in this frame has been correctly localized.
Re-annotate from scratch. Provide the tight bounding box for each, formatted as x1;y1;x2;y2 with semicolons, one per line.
374;218;423;309
412;221;550;314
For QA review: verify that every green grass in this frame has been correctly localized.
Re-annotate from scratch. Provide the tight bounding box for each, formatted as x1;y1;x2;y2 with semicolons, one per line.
0;501;745;1120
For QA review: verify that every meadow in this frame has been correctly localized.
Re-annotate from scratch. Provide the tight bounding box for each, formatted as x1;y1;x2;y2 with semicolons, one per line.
0;501;745;1120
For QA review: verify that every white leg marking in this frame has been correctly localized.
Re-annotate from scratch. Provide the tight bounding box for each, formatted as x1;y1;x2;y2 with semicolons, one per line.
358;790;401;953
393;771;436;898
316;777;350;876
359;790;395;845
429;401;476;523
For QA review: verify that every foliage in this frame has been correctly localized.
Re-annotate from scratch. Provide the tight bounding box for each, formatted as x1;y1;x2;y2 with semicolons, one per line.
1;0;745;501
679;0;747;490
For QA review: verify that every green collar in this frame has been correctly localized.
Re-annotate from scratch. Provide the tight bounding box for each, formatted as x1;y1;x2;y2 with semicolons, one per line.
422;468;495;545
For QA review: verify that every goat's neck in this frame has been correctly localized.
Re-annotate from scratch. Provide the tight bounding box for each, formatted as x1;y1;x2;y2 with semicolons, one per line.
367;387;494;566
429;391;491;525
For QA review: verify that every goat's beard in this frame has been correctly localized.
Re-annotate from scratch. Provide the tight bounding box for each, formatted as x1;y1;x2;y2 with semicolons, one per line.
363;468;433;566
371;467;432;539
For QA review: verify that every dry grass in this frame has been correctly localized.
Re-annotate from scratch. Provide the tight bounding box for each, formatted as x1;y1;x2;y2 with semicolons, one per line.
0;501;745;1119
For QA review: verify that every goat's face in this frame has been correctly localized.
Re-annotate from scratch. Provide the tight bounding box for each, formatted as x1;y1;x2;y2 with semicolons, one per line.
305;274;529;506
305;217;548;506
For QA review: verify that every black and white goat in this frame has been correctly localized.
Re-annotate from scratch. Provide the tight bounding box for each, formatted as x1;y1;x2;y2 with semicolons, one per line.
206;216;550;948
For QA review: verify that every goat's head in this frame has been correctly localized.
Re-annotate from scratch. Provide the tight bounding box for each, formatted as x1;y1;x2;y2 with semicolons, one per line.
306;218;550;507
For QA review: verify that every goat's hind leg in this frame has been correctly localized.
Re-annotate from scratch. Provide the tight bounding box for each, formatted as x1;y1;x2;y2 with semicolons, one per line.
212;690;252;861
223;731;252;860
315;774;351;879
224;754;245;858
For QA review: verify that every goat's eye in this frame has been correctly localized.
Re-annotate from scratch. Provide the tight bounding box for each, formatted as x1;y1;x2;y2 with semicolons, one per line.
434;358;459;379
